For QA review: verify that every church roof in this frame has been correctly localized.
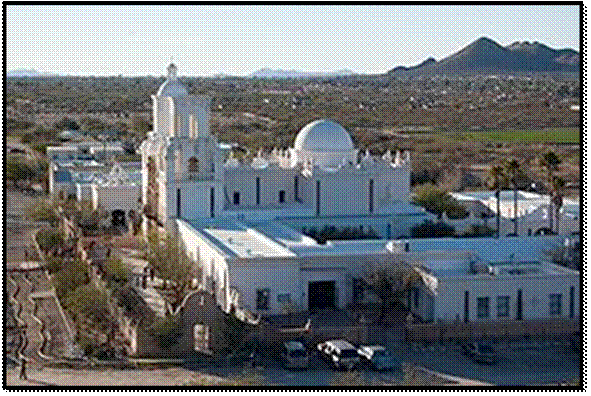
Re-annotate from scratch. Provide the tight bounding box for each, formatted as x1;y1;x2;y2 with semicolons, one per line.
156;63;188;97
294;119;354;152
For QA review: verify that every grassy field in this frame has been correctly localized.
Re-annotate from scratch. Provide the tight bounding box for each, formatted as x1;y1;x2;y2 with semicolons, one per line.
463;128;580;144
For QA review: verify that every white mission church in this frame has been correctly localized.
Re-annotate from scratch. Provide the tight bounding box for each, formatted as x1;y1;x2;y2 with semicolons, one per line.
139;64;579;322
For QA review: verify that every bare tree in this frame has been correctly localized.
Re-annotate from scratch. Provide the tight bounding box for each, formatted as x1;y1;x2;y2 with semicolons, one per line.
146;231;201;313
363;256;421;323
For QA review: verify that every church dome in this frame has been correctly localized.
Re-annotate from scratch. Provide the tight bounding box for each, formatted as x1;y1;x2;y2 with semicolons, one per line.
294;119;354;152
156;63;188;97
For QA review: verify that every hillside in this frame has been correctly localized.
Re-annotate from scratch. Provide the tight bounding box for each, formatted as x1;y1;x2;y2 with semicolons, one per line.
388;37;579;76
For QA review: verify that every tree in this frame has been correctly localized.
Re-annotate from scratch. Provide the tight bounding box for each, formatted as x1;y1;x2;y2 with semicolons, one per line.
540;151;561;232
53;117;80;131
489;165;507;239
412;183;468;220
504;159;521;235
551;176;566;234
131;116;152;140
6;155;35;188
363;257;421;322
26;199;60;226
146;231;199;312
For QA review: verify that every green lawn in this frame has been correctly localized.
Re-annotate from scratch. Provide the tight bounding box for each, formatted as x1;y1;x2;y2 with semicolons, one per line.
464;128;580;144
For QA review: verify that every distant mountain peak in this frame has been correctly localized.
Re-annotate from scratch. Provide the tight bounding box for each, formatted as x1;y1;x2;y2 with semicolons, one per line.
388;37;579;76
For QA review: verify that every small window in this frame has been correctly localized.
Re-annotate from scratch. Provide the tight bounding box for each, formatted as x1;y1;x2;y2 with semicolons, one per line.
549;294;562;315
497;296;510;317
279;190;286;203
233;192;240;205
277;293;291;304
256;289;270;310
477;297;490;318
188;157;199;172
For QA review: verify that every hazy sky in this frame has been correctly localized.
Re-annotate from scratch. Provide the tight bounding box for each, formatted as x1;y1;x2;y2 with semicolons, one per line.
7;5;580;76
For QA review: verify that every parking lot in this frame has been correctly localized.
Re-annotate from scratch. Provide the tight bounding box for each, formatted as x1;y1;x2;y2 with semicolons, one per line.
183;337;579;386
386;339;580;385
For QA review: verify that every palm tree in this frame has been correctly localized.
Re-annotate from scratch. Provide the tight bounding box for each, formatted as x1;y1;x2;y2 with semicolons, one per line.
551;176;565;234
540;151;561;233
505;159;521;236
489;165;506;239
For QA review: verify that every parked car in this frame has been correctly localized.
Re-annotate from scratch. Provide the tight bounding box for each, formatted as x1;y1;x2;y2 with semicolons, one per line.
357;345;399;371
462;342;497;364
280;340;310;369
357;345;400;371
317;339;360;370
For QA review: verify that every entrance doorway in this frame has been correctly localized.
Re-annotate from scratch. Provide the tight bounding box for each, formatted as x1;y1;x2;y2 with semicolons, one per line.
308;281;336;310
112;209;126;227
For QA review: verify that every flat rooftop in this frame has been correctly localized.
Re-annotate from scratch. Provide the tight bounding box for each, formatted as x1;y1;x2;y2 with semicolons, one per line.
186;218;295;258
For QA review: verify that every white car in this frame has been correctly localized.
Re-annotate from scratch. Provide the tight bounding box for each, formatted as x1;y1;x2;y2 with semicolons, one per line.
357;345;398;371
317;340;360;370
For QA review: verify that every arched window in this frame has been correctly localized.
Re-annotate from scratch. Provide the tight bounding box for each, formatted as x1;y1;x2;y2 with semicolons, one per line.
188;157;199;173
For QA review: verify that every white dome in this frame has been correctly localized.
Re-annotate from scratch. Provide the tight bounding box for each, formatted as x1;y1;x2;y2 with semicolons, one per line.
156;63;188;97
294;119;354;152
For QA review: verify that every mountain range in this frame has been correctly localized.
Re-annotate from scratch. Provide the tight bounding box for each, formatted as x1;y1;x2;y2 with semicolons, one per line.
7;69;50;77
388;37;579;76
8;38;579;78
250;68;356;79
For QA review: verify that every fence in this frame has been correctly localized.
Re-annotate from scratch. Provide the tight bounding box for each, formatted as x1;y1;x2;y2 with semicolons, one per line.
405;318;580;341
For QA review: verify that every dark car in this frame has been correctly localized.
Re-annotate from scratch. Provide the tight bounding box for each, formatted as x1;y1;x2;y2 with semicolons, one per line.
357;345;399;371
462;342;497;364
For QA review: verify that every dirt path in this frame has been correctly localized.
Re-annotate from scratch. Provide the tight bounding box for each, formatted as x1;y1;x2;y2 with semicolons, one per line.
5;366;227;386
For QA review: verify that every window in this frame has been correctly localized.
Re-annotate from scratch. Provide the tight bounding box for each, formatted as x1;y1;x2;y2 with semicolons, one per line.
549;294;562;315
277;293;291;305
233;191;240;205
497;296;510;318
256;289;270;310
477;297;490;318
188;157;199;172
279;190;286;203
193;324;210;352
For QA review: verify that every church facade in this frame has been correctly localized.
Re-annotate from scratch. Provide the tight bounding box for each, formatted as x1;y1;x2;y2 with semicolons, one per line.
140;64;422;234
138;65;579;321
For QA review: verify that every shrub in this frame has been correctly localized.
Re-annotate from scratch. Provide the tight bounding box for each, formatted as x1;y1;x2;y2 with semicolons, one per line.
36;228;64;252
462;224;496;238
45;256;64;274
103;256;131;286
410;220;455;238
147;315;182;349
52;258;88;301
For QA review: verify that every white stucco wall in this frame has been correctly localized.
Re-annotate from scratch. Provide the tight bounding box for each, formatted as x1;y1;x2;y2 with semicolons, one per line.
431;272;579;323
